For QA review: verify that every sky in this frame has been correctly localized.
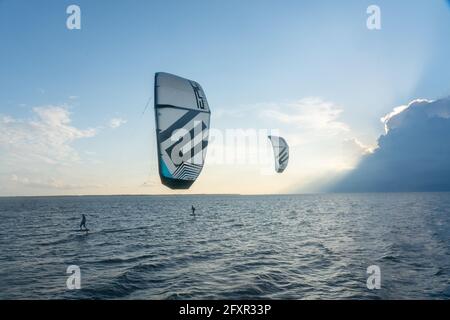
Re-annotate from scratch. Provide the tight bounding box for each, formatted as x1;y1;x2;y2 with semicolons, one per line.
1;0;450;196
328;97;450;192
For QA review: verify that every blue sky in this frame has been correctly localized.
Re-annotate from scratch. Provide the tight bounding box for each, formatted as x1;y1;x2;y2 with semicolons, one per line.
1;0;450;195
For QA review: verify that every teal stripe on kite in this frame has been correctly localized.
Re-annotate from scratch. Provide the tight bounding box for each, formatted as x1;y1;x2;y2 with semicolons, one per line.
160;160;172;178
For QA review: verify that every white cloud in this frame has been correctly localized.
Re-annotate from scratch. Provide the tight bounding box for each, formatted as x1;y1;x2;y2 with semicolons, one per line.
214;108;246;119
10;174;103;190
260;97;349;134
1;115;15;124
0;105;97;165
380;98;450;134
109;118;127;129
339;137;375;170
381;99;433;133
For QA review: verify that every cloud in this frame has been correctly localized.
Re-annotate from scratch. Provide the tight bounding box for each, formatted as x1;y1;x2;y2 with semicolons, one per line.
109;118;127;129
260;97;350;135
214;98;366;184
343;137;373;154
380;98;450;134
10;174;103;190
0;105;97;165
214;108;245;120
341;137;373;169
380;99;433;133
329;97;450;192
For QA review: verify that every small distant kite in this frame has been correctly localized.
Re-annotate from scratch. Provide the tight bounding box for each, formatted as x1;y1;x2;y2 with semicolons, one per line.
268;135;289;173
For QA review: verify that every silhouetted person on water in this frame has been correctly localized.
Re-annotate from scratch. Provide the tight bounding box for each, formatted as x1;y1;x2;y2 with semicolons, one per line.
80;214;87;230
191;205;196;216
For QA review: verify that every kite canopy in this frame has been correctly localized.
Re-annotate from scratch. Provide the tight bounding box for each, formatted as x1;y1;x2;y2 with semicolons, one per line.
154;72;211;189
268;135;289;173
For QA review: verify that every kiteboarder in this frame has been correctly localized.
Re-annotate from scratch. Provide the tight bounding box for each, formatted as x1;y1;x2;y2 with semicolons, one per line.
80;214;87;231
191;205;196;216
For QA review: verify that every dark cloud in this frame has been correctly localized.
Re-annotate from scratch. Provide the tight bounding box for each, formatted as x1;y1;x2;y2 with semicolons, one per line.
329;97;450;192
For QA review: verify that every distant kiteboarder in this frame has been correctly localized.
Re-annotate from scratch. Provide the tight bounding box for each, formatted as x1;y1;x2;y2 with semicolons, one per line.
79;214;87;231
191;205;196;216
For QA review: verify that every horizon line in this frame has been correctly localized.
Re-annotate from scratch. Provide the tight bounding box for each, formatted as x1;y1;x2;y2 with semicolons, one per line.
2;191;450;198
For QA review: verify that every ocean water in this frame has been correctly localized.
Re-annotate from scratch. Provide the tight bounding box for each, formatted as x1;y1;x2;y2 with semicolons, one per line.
1;193;450;300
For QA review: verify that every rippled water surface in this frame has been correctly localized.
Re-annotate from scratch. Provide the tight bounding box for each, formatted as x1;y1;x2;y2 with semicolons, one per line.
1;193;450;299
